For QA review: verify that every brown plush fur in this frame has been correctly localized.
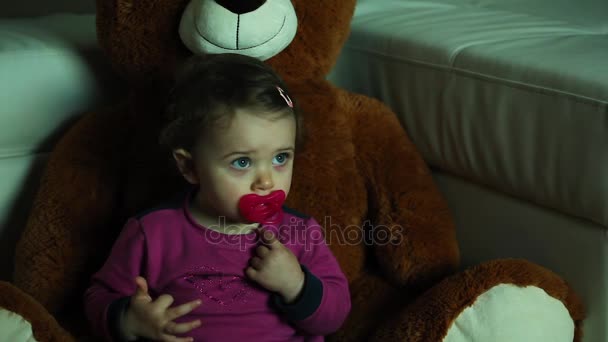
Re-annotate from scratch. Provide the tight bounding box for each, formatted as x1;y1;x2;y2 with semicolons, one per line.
0;281;73;342
370;259;585;341
8;0;584;341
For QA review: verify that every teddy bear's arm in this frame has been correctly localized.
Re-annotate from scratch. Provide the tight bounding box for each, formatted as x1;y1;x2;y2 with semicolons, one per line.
0;281;75;341
13;105;131;314
350;93;460;289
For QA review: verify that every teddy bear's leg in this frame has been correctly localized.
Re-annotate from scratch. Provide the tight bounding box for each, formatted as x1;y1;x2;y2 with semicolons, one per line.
328;273;416;342
370;259;584;342
0;281;74;341
348;92;460;289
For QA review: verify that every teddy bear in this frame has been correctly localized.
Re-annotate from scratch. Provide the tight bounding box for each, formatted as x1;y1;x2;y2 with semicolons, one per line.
0;0;585;341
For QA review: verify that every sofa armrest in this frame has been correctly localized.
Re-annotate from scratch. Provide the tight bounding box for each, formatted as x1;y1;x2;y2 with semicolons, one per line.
0;13;123;280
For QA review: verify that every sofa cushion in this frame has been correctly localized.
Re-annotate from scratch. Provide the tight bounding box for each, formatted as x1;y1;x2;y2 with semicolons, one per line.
0;14;118;158
329;0;608;227
0;14;121;279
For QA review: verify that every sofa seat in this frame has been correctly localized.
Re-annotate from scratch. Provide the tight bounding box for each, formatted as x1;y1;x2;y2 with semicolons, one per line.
330;0;608;228
0;14;120;280
328;0;607;341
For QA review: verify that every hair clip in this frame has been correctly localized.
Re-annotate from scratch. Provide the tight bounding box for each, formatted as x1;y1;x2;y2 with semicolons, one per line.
276;86;294;108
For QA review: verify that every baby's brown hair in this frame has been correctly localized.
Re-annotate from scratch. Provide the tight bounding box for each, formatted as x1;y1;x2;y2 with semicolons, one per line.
160;53;302;152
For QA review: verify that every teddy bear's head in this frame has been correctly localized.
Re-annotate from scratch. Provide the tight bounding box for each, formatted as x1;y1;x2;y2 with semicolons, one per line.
97;0;356;83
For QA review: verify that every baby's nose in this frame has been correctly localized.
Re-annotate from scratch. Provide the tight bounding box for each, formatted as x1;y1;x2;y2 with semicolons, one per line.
253;172;274;192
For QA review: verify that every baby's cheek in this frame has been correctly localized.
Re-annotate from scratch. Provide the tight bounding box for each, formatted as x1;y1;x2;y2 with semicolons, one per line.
278;178;292;197
226;189;247;211
222;179;248;198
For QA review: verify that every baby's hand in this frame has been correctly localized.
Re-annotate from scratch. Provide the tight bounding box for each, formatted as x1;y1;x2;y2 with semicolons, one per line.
121;276;202;342
246;229;305;303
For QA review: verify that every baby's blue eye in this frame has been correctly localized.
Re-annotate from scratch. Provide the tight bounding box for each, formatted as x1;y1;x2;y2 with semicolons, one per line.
273;153;290;166
231;157;251;169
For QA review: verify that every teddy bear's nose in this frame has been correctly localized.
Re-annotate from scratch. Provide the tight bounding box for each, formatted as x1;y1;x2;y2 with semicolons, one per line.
214;0;267;14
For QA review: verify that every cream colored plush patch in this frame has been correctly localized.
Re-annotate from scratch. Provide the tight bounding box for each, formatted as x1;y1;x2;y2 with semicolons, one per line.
444;284;574;342
0;308;38;342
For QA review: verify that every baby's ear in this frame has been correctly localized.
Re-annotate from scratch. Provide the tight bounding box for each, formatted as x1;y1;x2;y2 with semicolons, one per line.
172;149;199;184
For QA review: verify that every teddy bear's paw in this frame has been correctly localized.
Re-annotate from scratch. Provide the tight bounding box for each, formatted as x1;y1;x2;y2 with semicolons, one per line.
0;308;38;342
443;283;574;342
370;259;584;342
0;281;75;342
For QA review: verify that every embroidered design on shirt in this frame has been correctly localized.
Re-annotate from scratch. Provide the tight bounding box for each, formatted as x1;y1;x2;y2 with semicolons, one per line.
184;265;253;307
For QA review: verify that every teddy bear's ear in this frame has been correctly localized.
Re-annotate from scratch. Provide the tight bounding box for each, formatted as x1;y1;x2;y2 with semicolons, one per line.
97;0;191;82
179;0;297;61
268;0;357;80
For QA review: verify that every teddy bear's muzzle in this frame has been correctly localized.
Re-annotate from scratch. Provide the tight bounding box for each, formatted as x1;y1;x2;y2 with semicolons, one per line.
178;0;298;60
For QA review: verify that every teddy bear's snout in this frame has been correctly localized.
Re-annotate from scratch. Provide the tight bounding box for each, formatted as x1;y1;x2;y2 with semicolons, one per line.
179;0;297;60
215;0;267;14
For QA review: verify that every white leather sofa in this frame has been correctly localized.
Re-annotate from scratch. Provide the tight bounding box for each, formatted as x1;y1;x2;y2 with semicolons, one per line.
0;1;118;280
329;1;607;341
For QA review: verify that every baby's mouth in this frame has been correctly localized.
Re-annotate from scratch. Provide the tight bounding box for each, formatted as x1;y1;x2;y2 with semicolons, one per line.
238;190;286;225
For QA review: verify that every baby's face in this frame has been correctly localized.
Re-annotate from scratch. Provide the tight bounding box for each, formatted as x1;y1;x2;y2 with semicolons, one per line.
192;109;296;224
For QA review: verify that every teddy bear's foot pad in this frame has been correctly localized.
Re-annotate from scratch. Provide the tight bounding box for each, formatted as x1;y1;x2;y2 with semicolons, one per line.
444;283;574;342
370;259;584;342
0;308;38;341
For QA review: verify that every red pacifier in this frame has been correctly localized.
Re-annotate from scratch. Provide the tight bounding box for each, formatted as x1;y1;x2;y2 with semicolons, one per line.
238;190;286;225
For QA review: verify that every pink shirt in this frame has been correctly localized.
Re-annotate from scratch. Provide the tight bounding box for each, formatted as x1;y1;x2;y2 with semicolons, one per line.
84;193;351;341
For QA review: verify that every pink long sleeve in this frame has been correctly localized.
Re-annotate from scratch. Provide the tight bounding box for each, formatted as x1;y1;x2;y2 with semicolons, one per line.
83;200;351;342
84;218;145;341
273;218;351;335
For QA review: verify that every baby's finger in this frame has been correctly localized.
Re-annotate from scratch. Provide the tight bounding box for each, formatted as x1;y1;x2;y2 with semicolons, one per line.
164;319;202;335
133;277;152;302
259;229;281;249
134;276;149;295
245;266;258;280
166;299;202;321
250;256;263;270
155;294;175;310
255;245;270;258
